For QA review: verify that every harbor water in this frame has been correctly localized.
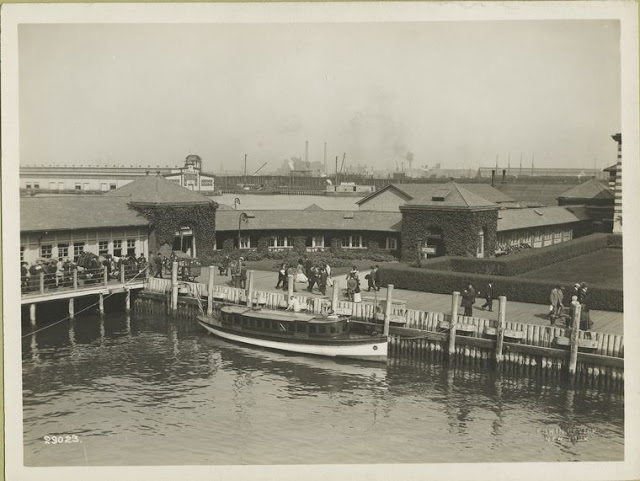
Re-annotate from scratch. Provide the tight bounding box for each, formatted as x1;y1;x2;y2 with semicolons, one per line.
22;310;624;466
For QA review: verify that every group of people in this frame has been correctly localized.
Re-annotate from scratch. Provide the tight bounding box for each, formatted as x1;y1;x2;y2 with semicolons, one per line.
276;259;332;296
21;252;148;292
459;281;494;317
549;282;592;330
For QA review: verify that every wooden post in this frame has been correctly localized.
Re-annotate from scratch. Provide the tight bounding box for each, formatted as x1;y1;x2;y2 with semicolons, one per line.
171;261;179;312
448;291;460;357
39;272;45;294
207;266;215;315
68;298;75;319
125;289;131;311
287;274;294;301
331;280;339;313
73;269;78;289
103;266;108;287
416;241;422;267
29;303;36;326
120;266;126;284
98;293;104;314
568;301;582;378
383;284;394;336
247;270;255;307
495;296;507;364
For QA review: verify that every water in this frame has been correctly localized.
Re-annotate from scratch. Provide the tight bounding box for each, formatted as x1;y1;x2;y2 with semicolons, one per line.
22;310;624;466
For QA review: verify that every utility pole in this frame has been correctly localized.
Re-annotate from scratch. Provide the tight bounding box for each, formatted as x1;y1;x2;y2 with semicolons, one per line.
335;156;339;186
244;154;247;186
324;142;327;175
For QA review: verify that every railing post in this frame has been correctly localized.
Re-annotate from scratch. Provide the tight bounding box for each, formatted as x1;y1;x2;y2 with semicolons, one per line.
68;298;75;319
495;296;507;364
98;293;104;314
383;284;394;337
120;266;126;284
125;288;131;311
30;303;37;326
73;269;78;289
103;266;108;287
568;301;582;379
207;266;215;315
448;291;461;357
171;261;179;312
247;270;254;307
331;279;339;313
39;272;45;294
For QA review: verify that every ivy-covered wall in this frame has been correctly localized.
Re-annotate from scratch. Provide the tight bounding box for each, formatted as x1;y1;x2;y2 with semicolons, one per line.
132;203;218;257
400;208;498;260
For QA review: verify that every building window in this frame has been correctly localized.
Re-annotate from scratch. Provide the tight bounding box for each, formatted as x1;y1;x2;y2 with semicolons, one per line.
476;228;485;258
127;239;136;256
312;236;324;248
98;240;109;256
100;183;108;191
342;235;364;249
385;237;397;250
75;183;82;190
40;244;53;259
110;184;117;190
268;236;292;249
533;233;542;249
34;183;40;189
553;231;562;244
20;245;25;262
113;240;123;257
57;243;69;260
73;242;84;261
58;182;64;190
543;233;553;247
49;182;58;190
563;230;572;242
239;236;251;249
201;179;213;187
83;183;90;190
26;183;32;189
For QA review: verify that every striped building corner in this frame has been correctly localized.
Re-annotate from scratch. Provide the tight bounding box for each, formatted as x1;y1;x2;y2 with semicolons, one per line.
611;133;622;234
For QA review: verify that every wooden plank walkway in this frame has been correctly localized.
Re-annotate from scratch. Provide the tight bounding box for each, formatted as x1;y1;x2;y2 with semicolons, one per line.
195;267;624;336
21;279;145;305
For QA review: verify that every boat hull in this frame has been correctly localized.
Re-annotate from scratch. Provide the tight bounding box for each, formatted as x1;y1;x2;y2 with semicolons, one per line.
197;317;387;363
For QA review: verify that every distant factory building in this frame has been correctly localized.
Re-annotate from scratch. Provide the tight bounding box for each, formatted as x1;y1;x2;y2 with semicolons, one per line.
19;154;216;194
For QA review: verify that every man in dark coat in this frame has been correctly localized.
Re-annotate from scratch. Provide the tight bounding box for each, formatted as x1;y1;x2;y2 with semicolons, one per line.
480;282;494;312
317;267;328;296
461;282;476;317
373;265;381;291
153;253;163;278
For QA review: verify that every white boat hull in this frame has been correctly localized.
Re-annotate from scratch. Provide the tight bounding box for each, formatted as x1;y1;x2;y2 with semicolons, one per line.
197;319;387;362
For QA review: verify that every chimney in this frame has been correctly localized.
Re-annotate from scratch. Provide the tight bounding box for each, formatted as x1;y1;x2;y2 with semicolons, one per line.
491;169;496;187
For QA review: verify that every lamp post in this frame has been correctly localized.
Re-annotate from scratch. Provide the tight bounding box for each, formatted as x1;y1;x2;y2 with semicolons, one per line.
238;212;248;250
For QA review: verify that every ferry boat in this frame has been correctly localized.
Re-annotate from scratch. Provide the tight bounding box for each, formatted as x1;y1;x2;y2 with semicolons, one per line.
196;304;388;362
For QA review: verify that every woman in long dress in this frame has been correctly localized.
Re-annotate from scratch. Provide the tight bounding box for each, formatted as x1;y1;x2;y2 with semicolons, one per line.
295;262;308;283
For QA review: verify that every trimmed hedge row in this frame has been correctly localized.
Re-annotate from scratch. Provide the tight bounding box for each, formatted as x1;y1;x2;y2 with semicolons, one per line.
203;249;397;266
378;264;623;312
438;233;611;276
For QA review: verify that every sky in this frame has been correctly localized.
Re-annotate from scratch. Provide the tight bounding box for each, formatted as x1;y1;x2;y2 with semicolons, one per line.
18;20;621;174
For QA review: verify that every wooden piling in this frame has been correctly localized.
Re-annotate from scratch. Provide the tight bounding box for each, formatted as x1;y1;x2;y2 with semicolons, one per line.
383;284;394;336
171;261;179;312
68;298;75;318
568;301;582;378
29;303;36;326
287;274;294;301
207;267;215;315
73;269;78;289
448;291;460;358
247;270;255;307
121;266;126;284
103;266;108;287
495;296;507;364
98;293;105;314
125;289;131;311
39;272;45;294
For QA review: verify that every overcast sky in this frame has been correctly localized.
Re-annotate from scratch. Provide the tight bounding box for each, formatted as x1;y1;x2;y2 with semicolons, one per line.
18;20;620;174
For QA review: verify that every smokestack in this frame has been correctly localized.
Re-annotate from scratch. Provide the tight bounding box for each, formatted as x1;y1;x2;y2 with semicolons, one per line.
491;169;496;187
502;169;506;183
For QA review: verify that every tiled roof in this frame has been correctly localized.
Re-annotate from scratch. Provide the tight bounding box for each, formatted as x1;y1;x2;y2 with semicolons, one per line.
21;195;149;232
104;174;214;205
402;182;497;209
557;179;614;200
216;210;402;232
497;206;589;232
495;183;578;207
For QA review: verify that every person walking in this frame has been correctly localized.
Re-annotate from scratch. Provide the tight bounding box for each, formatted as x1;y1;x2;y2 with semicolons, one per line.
239;258;247;289
307;265;318;293
480;282;494;311
373;265;381;291
549;284;564;325
153;253;163;279
275;263;286;289
317;266;328;296
461;282;476;317
366;266;376;292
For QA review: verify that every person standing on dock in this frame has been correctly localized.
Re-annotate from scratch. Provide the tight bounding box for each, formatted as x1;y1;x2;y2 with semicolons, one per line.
317;266;328;296
480;282;494;312
275;263;286;289
549;284;564;325
373;265;381;291
239;258;247;289
579;283;592;333
153;253;163;278
461;282;476;317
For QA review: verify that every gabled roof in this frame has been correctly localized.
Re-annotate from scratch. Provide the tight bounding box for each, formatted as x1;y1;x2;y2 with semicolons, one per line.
21;196;149;232
495;183;577;207
303;203;324;211
497;205;590;232
401;182;497;210
557;179;614;200
104;174;214;205
215;210;402;232
356;182;514;206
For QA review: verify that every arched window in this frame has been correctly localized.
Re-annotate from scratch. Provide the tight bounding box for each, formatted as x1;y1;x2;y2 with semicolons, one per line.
476;228;485;258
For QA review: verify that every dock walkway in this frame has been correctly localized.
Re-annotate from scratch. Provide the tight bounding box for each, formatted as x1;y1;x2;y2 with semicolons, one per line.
195;267;624;336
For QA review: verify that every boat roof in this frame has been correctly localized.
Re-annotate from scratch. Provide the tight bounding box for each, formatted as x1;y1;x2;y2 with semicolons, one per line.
221;305;338;323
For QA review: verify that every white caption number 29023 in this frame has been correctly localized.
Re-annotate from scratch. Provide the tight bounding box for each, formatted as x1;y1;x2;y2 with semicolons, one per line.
44;435;80;444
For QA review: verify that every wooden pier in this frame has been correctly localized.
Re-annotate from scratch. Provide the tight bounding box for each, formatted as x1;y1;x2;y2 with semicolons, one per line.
134;269;624;389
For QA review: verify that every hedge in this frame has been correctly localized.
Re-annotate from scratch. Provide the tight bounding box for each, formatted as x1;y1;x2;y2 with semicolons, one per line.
607;233;623;249
202;249;398;266
435;233;611;276
378;264;623;312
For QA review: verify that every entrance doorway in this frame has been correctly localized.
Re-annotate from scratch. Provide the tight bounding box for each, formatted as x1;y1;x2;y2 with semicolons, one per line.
421;228;444;259
173;228;196;257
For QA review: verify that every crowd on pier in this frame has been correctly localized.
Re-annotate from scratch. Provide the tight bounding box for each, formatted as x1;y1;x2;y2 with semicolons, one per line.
21;253;148;292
